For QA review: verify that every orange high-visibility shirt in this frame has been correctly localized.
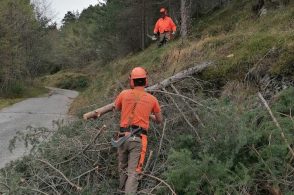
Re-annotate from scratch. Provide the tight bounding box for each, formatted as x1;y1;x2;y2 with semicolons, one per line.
154;16;177;34
115;87;161;130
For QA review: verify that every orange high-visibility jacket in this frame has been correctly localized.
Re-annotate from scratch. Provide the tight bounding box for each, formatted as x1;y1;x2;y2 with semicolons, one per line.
153;16;177;34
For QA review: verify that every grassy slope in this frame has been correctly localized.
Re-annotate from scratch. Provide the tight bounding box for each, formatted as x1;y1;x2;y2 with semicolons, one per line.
70;0;293;114
0;87;48;110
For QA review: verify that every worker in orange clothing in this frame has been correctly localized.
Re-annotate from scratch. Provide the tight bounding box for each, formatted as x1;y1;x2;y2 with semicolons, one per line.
84;67;163;194
115;67;163;194
153;7;177;47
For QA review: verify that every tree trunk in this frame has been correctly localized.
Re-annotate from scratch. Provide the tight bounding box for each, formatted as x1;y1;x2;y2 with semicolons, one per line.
141;0;146;50
181;0;189;38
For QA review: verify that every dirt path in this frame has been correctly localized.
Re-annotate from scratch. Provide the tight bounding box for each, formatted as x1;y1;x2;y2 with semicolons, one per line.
0;87;79;168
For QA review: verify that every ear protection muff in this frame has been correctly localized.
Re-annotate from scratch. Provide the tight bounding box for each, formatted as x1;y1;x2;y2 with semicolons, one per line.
129;74;135;89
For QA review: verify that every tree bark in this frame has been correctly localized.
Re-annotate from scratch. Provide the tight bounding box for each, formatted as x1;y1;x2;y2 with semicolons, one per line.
147;61;212;91
141;0;146;50
180;0;189;38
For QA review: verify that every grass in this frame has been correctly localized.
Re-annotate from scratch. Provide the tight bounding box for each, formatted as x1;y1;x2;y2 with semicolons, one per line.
70;0;294;113
0;86;48;110
0;98;23;110
41;71;90;91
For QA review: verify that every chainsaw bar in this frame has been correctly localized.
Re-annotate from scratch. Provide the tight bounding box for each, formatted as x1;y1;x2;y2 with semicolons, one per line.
146;34;157;41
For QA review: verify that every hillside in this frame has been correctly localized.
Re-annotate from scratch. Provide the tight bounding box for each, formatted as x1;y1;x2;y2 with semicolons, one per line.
1;0;294;194
70;0;293;115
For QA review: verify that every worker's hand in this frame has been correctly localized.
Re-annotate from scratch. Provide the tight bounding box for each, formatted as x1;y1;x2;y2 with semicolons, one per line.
150;115;156;121
152;112;163;124
172;31;176;36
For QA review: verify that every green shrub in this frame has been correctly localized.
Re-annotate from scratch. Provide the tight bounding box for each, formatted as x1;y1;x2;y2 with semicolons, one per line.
272;86;294;114
56;75;89;90
165;89;294;194
4;82;26;98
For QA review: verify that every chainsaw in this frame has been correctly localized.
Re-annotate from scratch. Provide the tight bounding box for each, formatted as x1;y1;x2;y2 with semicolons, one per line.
111;127;142;148
147;34;157;41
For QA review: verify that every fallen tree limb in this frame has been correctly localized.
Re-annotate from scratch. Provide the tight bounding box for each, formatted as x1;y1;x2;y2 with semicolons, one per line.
144;150;154;173
37;159;82;191
56;125;107;166
170;84;205;127
82;125;106;153
83;62;213;120
163;88;201;139
83;103;115;120
72;166;99;181
141;173;177;195
151;120;167;174
147;61;213;91
258;92;294;158
0;182;10;191
19;187;49;195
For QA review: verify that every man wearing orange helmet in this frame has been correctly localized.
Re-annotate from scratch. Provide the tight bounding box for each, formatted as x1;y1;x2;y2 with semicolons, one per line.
83;67;162;194
153;7;177;47
115;67;162;194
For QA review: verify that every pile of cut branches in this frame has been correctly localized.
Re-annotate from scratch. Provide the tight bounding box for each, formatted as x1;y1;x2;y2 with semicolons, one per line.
1;62;294;194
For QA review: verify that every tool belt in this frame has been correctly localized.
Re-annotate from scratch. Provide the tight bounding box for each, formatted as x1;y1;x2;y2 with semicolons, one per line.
119;125;147;138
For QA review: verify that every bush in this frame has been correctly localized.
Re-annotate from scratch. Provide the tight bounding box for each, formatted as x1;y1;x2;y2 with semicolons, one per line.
2;82;26;98
165;89;294;194
56;75;89;90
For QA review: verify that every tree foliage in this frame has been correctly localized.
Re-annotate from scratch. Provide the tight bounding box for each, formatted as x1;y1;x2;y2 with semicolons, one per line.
0;0;57;97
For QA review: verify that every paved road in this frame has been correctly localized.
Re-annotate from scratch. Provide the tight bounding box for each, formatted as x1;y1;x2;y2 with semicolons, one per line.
0;87;79;168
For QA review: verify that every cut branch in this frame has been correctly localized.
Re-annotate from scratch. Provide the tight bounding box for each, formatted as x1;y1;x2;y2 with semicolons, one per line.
0;182;11;191
142;173;177;195
147;61;213;91
56;125;107;165
19;187;50;195
258;92;294;158
170;84;205;127
37;159;82;191
163;88;201;139
72;166;99;181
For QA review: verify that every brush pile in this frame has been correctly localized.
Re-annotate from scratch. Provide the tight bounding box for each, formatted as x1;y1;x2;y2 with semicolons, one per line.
1;63;294;195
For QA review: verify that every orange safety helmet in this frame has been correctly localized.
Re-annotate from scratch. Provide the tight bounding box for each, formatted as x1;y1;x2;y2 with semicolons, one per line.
160;7;168;15
129;67;148;88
